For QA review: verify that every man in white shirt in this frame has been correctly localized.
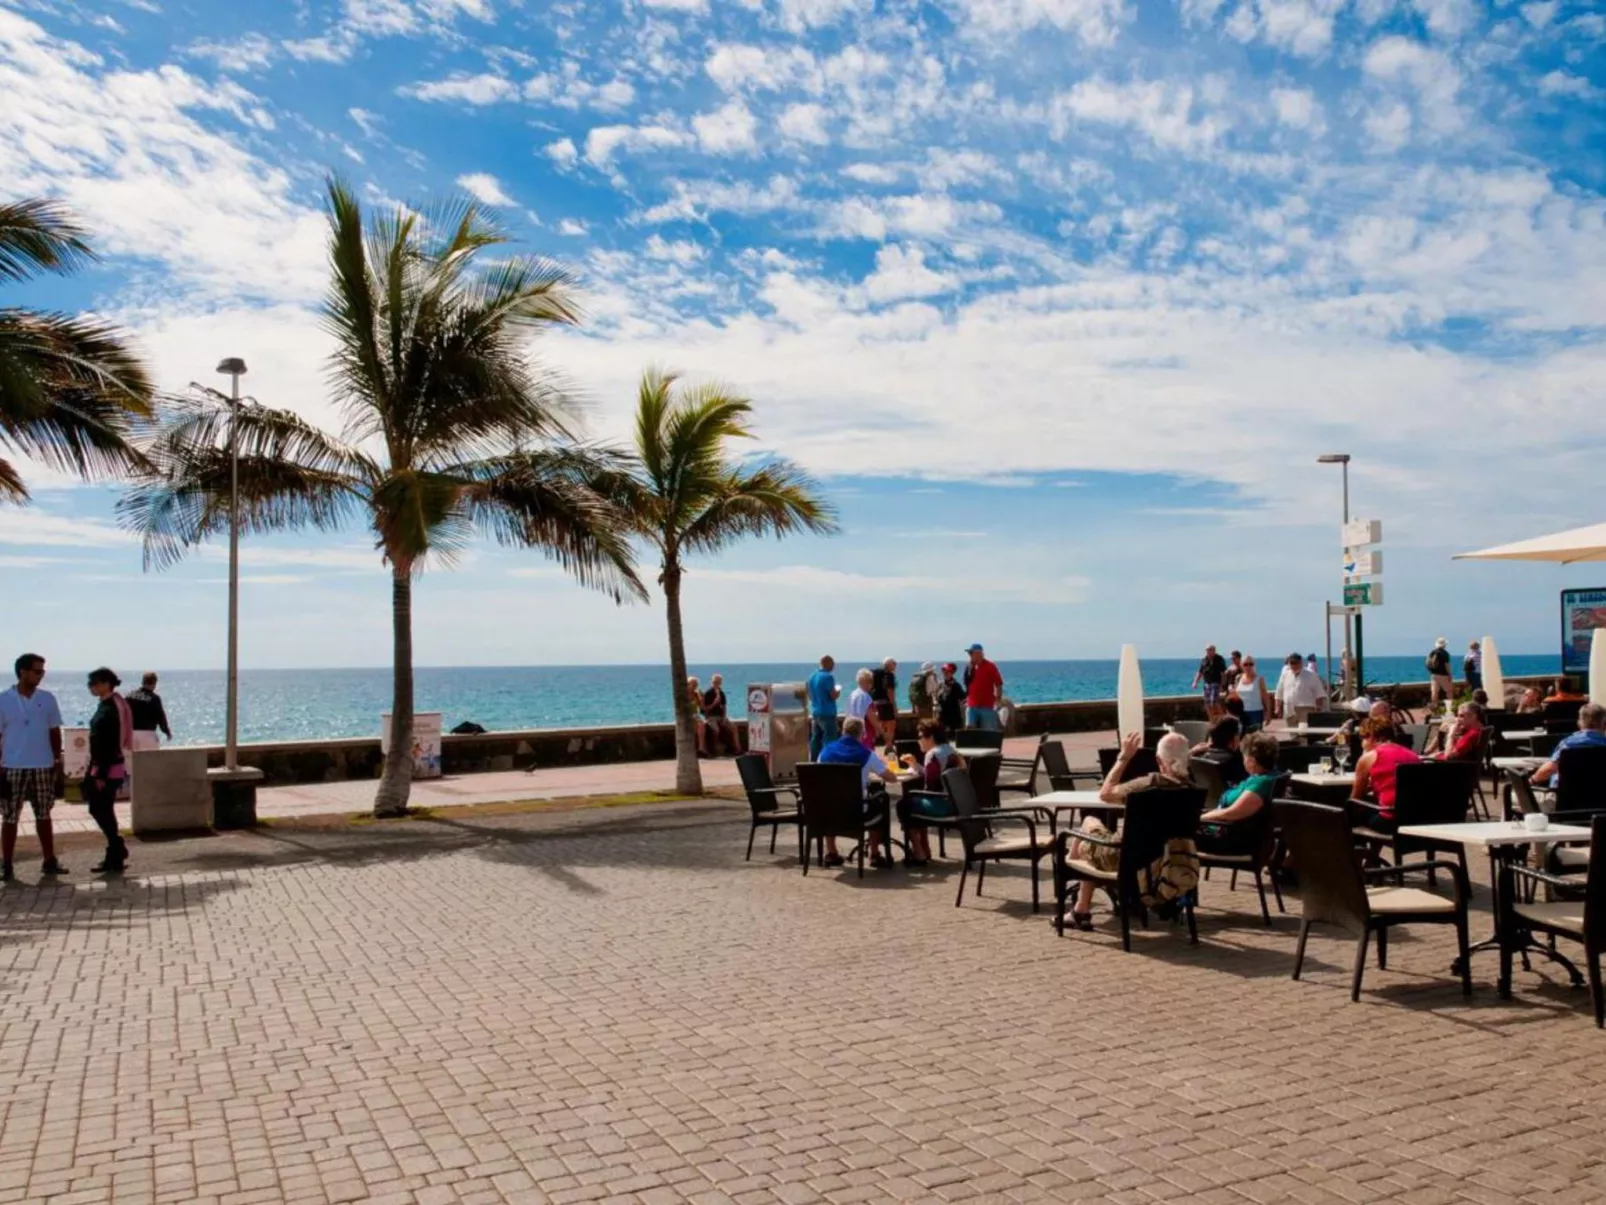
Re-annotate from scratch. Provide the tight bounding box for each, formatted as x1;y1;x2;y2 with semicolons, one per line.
0;653;67;880
1275;652;1326;726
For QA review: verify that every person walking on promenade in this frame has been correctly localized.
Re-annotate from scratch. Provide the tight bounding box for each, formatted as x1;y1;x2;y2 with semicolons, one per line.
847;669;877;748
1231;655;1272;732
1463;641;1483;694
1275;652;1326;726
1192;644;1229;720
869;658;899;753
0;653;67;880
686;676;707;757
1225;650;1244;690
806;655;840;761
82;668;132;874
962;643;1004;730
936;662;966;731
1426;637;1454;707
126;672;172;750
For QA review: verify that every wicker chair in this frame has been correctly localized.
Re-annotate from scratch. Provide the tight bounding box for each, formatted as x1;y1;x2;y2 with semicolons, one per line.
941;766;1052;912
1040;740;1101;791
1499;815;1605;1027
796;762;887;880
1052;786;1206;951
735;753;803;863
1277;800;1471;1001
1195;772;1289;926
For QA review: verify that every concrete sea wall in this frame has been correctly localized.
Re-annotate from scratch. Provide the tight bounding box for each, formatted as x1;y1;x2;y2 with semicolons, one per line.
191;674;1545;788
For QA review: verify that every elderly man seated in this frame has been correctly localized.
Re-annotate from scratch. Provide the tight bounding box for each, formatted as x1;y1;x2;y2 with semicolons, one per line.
817;716;895;868
1063;731;1195;930
1530;702;1606;790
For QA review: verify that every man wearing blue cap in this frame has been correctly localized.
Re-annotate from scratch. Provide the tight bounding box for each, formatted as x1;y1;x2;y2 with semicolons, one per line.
963;643;1004;730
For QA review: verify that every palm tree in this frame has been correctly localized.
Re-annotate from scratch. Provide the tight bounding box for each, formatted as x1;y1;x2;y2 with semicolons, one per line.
0;198;153;501
612;370;837;795
121;178;643;816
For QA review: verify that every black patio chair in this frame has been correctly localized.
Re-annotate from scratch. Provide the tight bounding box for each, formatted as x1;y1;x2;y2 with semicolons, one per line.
1040;740;1101;791
1401;723;1430;754
1170;720;1211;745
796;762;887;880
1499;815;1606;1027
1544;699;1586;728
1189;756;1228;810
1196;772;1289;926
1276;743;1331;773
1555;745;1606;815
1307;711;1348;730
1052;786;1206;951
736;753;804;863
1352;760;1477;887
1277;800;1471;1002
1097;746;1158;782
997;736;1044;800
940;766;1052;912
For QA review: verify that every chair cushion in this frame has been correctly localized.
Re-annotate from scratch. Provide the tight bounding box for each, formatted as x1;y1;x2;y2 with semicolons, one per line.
756;810;800;821
1353;827;1392;843
1366;885;1456;914
976;835;1038;856
1063;857;1117;881
1553;846;1589;870
1514;900;1586;936
1199;852;1254;865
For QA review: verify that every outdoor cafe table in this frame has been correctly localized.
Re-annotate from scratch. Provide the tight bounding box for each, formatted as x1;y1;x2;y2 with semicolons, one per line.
1288;771;1355;802
1396;819;1594;990
954;747;1004;759
1492;756;1545;772
996;790;1123;837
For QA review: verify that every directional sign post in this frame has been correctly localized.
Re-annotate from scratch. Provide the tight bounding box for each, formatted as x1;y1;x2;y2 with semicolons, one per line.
1343;550;1383;579
1343;582;1383;607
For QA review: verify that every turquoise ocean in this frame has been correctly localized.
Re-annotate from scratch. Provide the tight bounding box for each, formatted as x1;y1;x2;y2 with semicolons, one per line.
52;654;1562;746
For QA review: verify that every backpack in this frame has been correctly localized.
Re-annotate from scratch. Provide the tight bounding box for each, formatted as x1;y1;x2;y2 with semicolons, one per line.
1139;839;1200;912
909;672;932;710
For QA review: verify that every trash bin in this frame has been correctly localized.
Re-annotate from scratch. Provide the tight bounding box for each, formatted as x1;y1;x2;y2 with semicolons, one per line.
746;682;809;782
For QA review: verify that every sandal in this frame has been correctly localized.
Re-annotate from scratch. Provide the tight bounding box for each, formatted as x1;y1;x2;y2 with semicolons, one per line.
822;853;845;868
1065;911;1094;931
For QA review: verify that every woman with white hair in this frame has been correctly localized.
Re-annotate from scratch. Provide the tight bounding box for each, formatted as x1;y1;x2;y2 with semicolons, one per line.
846;668;877;749
1064;731;1195;930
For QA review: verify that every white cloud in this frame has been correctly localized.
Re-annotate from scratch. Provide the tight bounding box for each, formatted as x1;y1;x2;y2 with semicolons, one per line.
400;73;517;105
1217;0;1344;57
1363;100;1413;151
778;102;830;145
184;33;277;72
0;9;325;305
0;509;133;549
706;43;816;92
693;100;758;154
1410;0;1476;37
777;0;870;32
1269;86;1319;129
951;0;1131;46
558;218;589;236
545;137;579;167
1053;78;1226;153
1363;36;1463;135
455;172;514;205
584;123;688;166
841;163;902;185
348;107;382;136
642;234;706;265
643;0;708;9
1537;71;1600;100
862;245;958;302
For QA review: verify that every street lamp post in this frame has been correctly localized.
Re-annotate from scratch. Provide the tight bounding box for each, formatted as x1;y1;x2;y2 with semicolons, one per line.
1317;453;1353;698
217;358;247;772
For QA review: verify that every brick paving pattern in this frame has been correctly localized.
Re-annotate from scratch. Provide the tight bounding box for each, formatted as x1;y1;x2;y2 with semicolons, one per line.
2;799;1604;1204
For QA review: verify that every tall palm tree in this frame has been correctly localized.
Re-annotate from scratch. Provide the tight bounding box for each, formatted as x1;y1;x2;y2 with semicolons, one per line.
612;370;837;795
0;198;153;501
121;178;643;816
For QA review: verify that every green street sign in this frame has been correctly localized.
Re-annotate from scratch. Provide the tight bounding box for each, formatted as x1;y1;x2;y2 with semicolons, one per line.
1343;582;1383;607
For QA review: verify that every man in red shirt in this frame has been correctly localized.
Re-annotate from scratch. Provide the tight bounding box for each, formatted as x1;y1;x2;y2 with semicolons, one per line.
962;643;1004;730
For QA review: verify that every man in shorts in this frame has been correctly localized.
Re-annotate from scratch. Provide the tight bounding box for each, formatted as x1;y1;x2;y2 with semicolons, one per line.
1193;644;1228;720
0;653;67;881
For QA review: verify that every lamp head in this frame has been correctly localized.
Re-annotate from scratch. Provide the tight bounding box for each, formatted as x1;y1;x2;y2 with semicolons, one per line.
216;358;248;376
1316;453;1350;465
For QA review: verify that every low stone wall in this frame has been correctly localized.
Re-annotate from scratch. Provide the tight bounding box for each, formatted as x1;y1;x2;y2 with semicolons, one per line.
194;675;1550;787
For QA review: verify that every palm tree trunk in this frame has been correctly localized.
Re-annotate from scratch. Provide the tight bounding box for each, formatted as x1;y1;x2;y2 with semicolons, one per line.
663;566;704;796
374;564;414;817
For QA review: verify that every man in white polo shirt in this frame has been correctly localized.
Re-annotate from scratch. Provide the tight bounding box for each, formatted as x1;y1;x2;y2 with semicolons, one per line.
0;653;67;880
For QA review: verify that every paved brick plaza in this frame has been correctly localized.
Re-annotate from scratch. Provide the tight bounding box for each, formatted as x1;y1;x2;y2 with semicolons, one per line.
1;800;1603;1204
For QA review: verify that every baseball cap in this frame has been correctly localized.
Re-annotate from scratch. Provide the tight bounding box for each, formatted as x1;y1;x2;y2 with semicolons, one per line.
965;642;984;652
942;662;957;673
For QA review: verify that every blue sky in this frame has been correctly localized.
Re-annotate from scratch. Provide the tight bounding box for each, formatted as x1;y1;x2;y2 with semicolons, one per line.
1;0;1604;670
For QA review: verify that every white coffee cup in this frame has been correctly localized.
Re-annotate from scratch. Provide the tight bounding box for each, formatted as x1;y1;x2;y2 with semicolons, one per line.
1523;812;1549;833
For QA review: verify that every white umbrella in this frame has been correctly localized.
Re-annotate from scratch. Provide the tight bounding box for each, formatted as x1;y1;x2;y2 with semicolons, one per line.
1117;644;1144;740
1482;635;1504;710
1592;629;1606;707
1455;522;1606;564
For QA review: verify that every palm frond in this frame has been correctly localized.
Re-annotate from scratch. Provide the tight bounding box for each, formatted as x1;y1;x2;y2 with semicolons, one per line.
0;309;154;484
369;467;473;571
0;455;28;502
452;446;646;602
0;199;95;283
320;178;389;437
679;460;839;555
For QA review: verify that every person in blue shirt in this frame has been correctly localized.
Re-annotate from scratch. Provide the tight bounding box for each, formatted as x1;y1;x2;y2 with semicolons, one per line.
805;654;840;761
0;653;67;881
1530;702;1606;789
817;717;892;868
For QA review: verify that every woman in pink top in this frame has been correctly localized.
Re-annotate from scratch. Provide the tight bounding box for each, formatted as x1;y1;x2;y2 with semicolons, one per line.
1350;718;1420;832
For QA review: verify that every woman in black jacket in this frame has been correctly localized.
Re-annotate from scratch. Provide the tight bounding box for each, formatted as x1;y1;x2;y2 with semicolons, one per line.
84;667;130;874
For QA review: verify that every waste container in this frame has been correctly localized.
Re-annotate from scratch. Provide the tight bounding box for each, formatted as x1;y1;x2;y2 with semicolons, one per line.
746;682;809;782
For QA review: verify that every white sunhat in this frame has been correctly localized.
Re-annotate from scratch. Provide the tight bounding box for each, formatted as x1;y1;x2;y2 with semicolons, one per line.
1435;637;1448;648
1350;696;1373;714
